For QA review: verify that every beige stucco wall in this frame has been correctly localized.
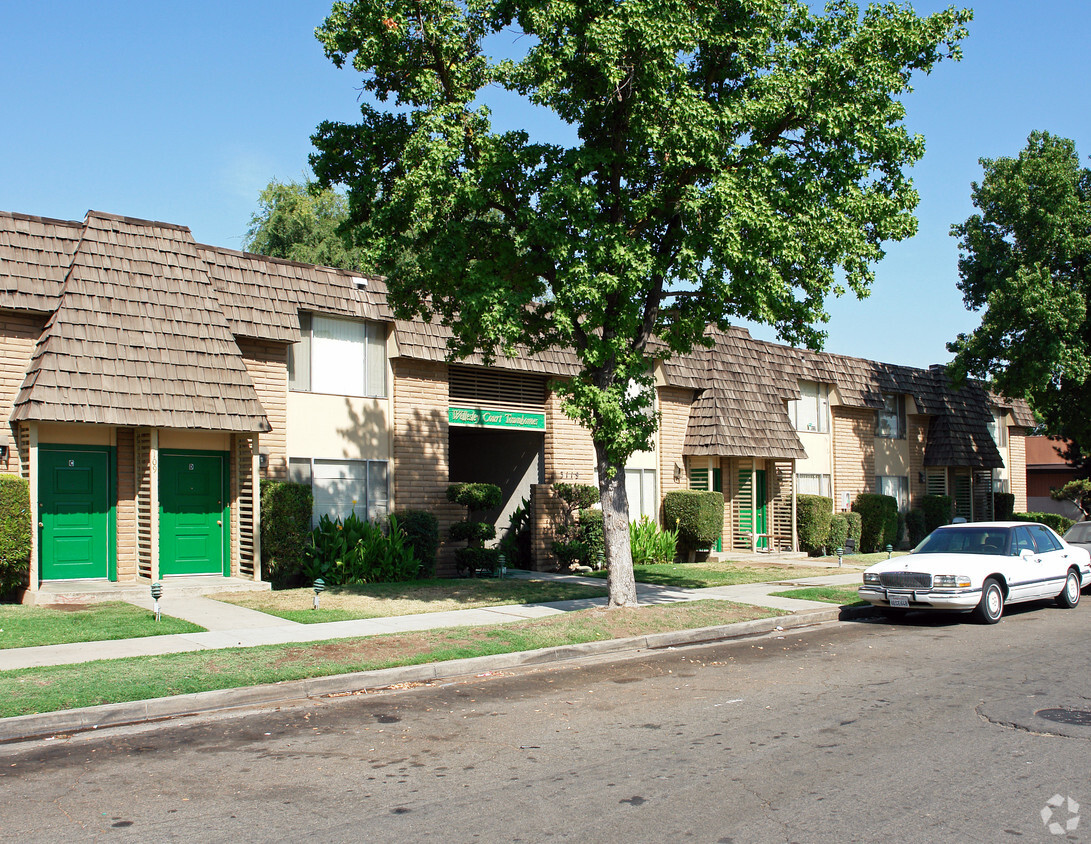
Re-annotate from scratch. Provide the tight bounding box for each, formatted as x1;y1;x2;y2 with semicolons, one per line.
286;391;392;461
795;430;832;476
38;423;115;447
159;429;232;452
874;437;910;477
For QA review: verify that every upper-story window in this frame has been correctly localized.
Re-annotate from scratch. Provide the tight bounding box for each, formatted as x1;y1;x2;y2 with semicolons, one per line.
986;410;1007;447
789;380;829;433
876;393;906;439
289;313;387;397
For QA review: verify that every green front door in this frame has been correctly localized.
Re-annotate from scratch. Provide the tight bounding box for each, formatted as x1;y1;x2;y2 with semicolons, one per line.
39;448;111;580
160;452;227;576
711;468;723;552
754;470;768;549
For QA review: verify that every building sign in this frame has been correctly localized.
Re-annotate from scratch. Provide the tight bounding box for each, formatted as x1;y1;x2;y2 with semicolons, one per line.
448;407;546;431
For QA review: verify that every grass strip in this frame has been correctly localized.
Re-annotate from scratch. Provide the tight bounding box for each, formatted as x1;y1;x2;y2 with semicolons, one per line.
212;578;607;623
0;600;779;718
0;602;204;649
587;560;842;588
767;586;866;606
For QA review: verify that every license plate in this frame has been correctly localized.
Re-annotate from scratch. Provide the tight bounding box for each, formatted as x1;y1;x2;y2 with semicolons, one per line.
889;593;910;608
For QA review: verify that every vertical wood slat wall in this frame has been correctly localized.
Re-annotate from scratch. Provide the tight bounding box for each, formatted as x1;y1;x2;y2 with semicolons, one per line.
234;435;256;579
770;461;794;552
135;429;153;580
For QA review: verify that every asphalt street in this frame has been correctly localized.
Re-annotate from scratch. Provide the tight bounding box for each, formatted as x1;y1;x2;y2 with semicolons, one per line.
2;599;1090;843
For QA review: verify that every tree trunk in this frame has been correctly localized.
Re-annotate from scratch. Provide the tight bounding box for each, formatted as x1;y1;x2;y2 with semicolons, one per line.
596;442;638;608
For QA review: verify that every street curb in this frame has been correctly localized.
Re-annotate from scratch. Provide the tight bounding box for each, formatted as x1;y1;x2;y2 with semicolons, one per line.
0;605;876;744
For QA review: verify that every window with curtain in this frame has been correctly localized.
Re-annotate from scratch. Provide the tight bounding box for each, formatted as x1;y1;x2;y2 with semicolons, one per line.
796;473;831;497
288;313;387;397
625;468;658;522
289;457;390;526
876;394;906;439
790;381;829;433
876;475;909;511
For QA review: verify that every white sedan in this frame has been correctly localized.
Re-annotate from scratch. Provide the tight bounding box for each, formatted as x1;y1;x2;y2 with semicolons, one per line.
858;521;1091;623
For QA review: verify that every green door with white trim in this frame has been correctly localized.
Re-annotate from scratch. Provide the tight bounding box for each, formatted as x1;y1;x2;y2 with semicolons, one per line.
39;449;111;580
160;453;227;576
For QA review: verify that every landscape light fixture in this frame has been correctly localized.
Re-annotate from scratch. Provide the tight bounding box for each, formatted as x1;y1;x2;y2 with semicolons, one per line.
313;578;326;610
150;581;163;622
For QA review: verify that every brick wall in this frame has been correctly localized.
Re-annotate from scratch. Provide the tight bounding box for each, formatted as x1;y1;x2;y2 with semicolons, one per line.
530;483;566;571
392;358;462;574
115;427;138;580
658;386;694;502
237;338;288;480
0;311;43;474
832;407;875;509
543;382;597;485
1009;428;1028;513
908;415;929;509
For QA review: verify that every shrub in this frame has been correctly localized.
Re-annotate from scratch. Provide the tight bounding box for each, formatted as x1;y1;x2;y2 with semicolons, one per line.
455;546;502;574
447;481;502;576
852;493;899;553
663;490;724;555
828;513;849;552
260;480;314;589
906;508;927;547
552;483;599;512
796;495;833;555
550;507;604;569
992;492;1015;521
845;511;863;547
1013;512;1075;535
395;509;439;577
921;495;953;533
629;516;678;565
306;511;419;585
0;474;31;600
446;482;502;511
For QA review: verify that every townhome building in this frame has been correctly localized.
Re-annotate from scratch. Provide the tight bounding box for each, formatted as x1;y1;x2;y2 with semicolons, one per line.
0;210;1033;595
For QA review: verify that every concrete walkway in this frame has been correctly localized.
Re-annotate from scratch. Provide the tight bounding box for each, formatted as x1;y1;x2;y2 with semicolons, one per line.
0;569;863;672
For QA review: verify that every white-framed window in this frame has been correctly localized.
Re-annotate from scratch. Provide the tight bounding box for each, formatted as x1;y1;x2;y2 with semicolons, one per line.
625;468;658;522
876;475;910;512
289;313;387;397
796;473;831;497
876;394;906;439
790;381;829;433
289;457;390;526
986;410;1007;447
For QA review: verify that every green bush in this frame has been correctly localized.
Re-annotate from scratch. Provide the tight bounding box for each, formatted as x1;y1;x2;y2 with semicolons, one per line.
447;482;502;511
306;511;419;585
992;492;1015;521
455;546;502;574
260;480;314;589
0;474;31;600
550;508;605;569
395;509;439;577
1013;512;1075;535
796;495;833;555
845;511;862;545
552;483;599;511
906;509;927;547
449;520;497;544
663;490;724;553
828;513;849;552
852;493;899;553
921;495;953;533
629;516;678;565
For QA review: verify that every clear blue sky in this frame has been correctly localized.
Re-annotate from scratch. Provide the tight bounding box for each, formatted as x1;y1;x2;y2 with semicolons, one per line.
2;1;1088;369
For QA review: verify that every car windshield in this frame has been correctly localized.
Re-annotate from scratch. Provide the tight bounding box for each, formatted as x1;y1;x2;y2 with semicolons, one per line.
915;527;1011;555
1066;523;1091;544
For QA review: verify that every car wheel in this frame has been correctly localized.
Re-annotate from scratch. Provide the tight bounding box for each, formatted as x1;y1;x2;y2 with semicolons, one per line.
973;578;1004;624
1056;569;1081;609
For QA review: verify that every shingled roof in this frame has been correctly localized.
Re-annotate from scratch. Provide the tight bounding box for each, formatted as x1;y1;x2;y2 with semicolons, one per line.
0;211;82;314
10;212;270;432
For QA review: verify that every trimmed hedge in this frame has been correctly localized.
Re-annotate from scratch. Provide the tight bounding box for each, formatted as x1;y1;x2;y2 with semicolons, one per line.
921;495;953;533
260;480;314;589
0;474;31;600
828;513;849;552
796;495;833;555
663;490;724;552
1013;512;1075;535
852;493;899;553
993;492;1015;521
906;508;927;547
845;511;863;546
395;509;439;577
447;482;502;511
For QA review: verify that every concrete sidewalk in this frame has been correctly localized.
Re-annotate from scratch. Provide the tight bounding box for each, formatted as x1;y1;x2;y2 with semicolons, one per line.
0;570;864;671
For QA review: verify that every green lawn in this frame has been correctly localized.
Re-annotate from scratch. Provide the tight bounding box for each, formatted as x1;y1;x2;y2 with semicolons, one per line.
587;559;843;589
213;577;608;623
0;600;778;718
0;602;204;650
767;586;866;606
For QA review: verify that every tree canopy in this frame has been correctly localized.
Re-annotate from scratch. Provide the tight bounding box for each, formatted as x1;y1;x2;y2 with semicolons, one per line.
243;178;369;271
311;0;969;605
949;132;1091;470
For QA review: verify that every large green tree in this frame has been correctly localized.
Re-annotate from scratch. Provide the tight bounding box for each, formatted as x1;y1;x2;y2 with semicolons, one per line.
311;0;969;606
949;132;1091;469
243;178;369;271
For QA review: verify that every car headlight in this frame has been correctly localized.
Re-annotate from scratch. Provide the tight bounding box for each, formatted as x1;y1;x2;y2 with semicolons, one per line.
863;573;881;585
933;575;971;588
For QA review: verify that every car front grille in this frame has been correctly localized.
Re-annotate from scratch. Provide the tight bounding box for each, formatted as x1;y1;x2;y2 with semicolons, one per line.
879;572;932;589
